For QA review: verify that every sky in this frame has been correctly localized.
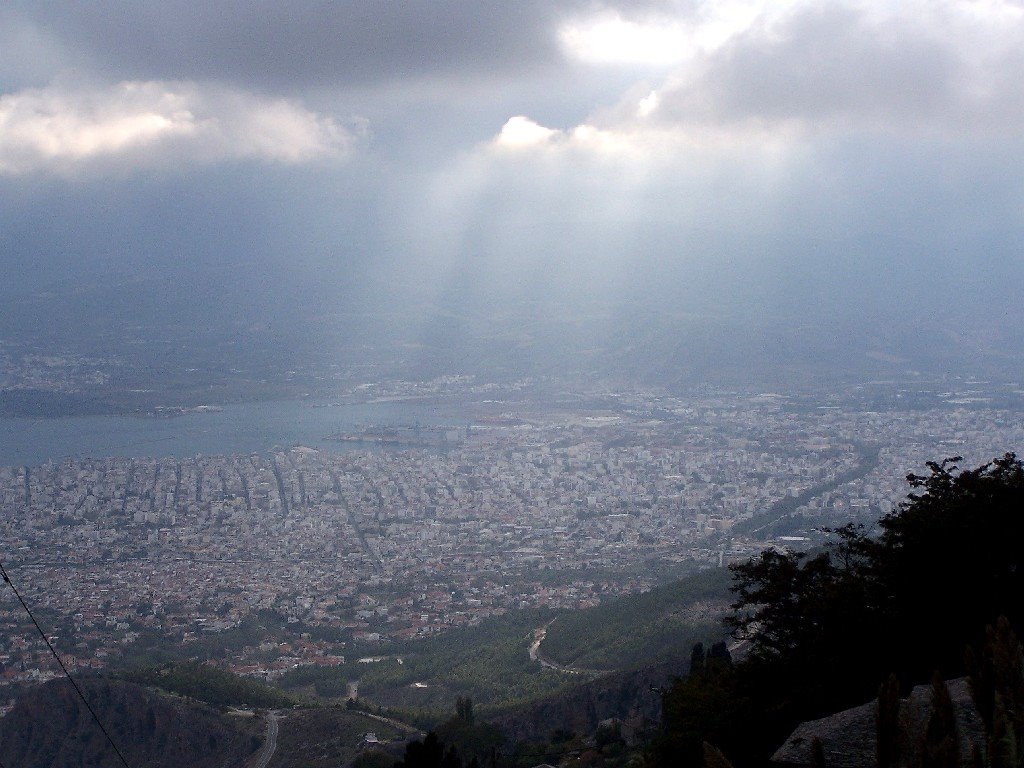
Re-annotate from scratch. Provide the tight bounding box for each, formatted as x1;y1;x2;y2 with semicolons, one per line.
1;0;1023;383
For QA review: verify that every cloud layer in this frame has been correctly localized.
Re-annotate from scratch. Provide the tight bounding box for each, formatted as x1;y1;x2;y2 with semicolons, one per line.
0;80;357;174
505;0;1024;158
0;0;1022;381
0;1;593;90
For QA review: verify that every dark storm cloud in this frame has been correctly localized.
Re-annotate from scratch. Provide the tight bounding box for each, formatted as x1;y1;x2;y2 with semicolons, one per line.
3;1;594;89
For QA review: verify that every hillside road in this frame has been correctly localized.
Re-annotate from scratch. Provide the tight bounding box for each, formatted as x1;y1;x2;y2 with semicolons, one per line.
247;710;281;768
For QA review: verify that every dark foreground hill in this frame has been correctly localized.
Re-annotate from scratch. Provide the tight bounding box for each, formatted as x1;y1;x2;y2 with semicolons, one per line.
0;677;261;768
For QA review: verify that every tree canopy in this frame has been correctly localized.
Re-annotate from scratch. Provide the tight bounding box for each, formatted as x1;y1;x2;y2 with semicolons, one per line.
657;453;1024;767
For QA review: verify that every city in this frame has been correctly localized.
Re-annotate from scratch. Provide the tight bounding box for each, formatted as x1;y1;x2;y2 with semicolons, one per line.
1;385;1020;709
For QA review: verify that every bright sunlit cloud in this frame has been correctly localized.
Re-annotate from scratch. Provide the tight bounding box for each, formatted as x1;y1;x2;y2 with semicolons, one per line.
637;90;660;118
493;115;562;148
543;0;1024;161
0;80;359;175
560;14;694;66
558;2;792;67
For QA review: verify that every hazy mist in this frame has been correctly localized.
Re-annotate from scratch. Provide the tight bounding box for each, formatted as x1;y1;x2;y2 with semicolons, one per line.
2;0;1023;387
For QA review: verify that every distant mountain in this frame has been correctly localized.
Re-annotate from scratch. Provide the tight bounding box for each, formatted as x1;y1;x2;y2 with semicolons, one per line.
0;677;261;768
4;262;1023;415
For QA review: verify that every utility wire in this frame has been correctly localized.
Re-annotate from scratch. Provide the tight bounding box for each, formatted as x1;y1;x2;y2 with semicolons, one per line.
0;559;132;768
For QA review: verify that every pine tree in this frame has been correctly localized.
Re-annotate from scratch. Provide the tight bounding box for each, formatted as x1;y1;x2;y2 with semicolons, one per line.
702;741;734;768
455;696;474;725
690;642;706;674
396;732;462;768
968;616;1024;767
990;695;1017;768
876;673;901;768
708;642;732;668
809;737;827;768
920;673;959;768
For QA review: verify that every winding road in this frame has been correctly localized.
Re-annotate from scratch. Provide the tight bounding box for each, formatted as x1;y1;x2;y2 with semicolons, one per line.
530;620;607;677
248;710;281;768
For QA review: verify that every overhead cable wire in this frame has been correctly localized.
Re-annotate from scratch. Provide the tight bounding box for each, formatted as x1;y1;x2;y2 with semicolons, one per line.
0;559;132;768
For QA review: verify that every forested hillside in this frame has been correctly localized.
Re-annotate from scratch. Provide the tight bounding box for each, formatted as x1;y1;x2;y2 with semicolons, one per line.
540;568;730;671
0;678;260;768
653;454;1024;767
350;609;568;715
121;660;296;709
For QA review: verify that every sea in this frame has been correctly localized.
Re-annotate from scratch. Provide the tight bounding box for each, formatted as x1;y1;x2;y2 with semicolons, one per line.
0;399;460;467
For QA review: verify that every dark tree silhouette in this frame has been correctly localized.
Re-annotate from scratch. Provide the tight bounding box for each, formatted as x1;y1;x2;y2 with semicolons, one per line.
967;616;1024;767
656;454;1024;767
920;673;960;768
395;732;462;768
876;673;901;768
